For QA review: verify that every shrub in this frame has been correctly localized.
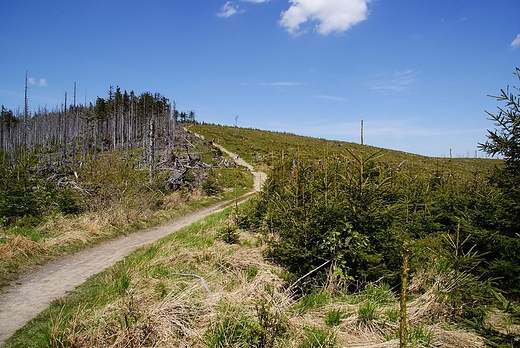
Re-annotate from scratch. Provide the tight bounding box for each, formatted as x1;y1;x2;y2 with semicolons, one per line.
218;225;240;244
202;171;222;196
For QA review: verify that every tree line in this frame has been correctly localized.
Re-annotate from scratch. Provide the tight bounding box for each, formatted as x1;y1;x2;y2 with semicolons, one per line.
0;84;197;166
0;84;202;225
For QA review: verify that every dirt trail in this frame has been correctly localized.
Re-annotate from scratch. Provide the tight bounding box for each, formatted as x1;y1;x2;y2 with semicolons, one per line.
0;143;266;346
184;127;267;192
212;143;267;192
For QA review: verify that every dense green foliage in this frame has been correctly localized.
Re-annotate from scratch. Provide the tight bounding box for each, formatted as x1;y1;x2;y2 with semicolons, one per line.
190;124;502;284
477;68;520;298
0;150;82;225
243;149;497;291
255;150;401;287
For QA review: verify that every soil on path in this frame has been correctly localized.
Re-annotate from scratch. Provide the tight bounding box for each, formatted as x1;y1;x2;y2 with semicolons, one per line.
0;145;266;346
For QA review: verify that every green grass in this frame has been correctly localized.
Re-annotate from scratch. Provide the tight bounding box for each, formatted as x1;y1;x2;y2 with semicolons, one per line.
296;292;331;314
325;309;343;327
187;123;499;176
384;307;400;323
297;327;337;348
357;282;396;306
244;264;259;281
358;300;378;324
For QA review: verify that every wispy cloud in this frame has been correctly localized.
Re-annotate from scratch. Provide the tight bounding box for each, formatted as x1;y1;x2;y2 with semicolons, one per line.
217;1;243;18
369;70;417;93
511;33;520;49
241;0;269;2
312;95;345;102
279;0;371;35
28;77;47;87
259;81;303;87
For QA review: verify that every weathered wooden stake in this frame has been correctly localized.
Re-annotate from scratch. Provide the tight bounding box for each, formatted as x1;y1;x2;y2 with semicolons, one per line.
360;119;364;145
400;241;410;348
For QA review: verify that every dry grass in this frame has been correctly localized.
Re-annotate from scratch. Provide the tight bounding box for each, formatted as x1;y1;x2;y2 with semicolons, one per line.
50;225;490;347
0;235;46;263
0;189;205;288
485;309;520;337
39;213;112;248
52;227;292;347
162;191;187;210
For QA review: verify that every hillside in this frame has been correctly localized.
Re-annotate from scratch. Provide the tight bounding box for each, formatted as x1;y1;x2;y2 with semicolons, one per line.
186;123;499;175
3;124;520;348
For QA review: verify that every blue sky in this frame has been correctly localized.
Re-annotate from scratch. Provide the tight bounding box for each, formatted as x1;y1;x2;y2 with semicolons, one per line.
1;0;519;157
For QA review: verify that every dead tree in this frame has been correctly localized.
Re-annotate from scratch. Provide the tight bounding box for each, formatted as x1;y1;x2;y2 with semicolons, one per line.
149;117;155;183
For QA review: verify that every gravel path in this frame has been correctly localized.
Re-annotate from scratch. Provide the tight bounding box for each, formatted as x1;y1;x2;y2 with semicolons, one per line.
0;144;265;346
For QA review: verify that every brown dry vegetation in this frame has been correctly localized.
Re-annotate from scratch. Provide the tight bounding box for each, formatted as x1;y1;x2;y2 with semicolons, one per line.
0;187;236;289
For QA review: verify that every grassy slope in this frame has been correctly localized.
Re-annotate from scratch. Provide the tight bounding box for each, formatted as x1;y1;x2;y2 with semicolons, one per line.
5;124;513;347
187;123;499;175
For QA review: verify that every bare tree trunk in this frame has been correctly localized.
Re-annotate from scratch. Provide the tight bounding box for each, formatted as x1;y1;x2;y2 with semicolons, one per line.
71;82;77;163
62;92;68;163
24;71;29;151
149;117;155;183
399;241;410;348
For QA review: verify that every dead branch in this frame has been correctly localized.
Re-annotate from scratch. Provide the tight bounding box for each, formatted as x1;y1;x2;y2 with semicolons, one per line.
172;273;211;293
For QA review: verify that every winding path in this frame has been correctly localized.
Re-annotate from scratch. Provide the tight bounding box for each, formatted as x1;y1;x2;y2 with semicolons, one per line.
0;143;266;346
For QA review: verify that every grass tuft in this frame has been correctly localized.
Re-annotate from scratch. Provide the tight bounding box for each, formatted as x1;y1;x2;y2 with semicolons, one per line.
325;309;342;327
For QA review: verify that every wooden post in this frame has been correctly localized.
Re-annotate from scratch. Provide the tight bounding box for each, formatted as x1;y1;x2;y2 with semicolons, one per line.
360;119;364;145
400;241;410;348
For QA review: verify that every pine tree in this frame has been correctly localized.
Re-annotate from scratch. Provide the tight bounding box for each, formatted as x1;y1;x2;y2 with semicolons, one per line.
478;67;520;237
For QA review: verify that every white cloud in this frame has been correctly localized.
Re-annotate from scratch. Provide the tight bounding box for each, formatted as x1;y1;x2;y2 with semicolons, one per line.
217;1;243;18
369;70;417;93
279;0;371;35
511;33;520;49
27;77;47;87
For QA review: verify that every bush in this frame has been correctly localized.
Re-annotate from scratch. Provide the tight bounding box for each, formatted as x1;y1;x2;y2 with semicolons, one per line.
55;189;83;215
218;225;240;244
254;153;402;289
202;175;222;196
